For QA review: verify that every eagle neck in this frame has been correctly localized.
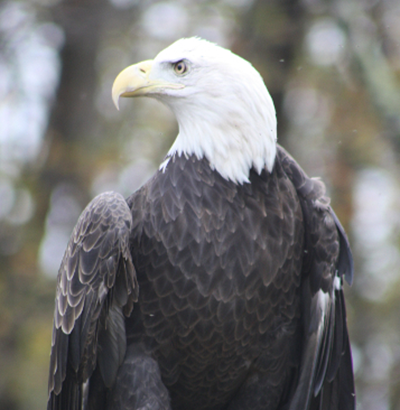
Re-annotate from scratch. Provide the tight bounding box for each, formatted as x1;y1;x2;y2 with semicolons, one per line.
160;85;277;184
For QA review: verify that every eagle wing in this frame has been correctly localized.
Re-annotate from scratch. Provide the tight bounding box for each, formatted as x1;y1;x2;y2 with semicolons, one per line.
47;192;138;410
277;146;355;410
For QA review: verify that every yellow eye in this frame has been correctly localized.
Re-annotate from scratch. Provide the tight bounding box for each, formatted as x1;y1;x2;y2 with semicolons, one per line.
174;60;187;75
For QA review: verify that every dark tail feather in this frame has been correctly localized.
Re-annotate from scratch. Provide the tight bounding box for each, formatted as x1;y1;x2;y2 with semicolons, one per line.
310;301;355;410
326;289;344;382
48;365;82;410
338;325;355;408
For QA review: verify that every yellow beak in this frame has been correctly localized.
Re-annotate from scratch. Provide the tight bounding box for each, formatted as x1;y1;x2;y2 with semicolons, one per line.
112;60;184;110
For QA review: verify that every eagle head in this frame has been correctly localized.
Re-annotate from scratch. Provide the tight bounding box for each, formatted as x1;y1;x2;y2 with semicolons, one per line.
112;37;277;184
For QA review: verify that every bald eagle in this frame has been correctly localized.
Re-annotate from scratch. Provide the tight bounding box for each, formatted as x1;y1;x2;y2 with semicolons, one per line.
47;38;355;410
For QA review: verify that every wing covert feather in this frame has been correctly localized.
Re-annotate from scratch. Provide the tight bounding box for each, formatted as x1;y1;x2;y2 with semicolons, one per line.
47;192;138;410
277;146;355;410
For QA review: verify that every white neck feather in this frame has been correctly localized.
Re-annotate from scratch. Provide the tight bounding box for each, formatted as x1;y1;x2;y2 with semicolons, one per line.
161;89;277;184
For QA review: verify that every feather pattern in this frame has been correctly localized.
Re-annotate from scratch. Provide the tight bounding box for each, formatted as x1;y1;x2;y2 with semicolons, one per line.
47;149;354;410
277;146;355;410
48;192;138;410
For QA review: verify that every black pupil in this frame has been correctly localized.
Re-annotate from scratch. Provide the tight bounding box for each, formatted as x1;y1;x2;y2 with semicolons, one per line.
177;62;184;72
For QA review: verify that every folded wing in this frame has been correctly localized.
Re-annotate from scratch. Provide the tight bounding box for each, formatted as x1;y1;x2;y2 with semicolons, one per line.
47;192;138;410
278;146;355;410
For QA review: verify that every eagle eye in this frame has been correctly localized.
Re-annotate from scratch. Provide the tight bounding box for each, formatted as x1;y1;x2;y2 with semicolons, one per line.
173;60;187;75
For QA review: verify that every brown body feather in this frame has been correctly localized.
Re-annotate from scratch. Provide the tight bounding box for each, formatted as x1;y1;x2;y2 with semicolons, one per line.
48;146;354;410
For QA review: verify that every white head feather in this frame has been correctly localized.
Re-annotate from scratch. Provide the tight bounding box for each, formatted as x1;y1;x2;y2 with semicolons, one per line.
144;38;277;184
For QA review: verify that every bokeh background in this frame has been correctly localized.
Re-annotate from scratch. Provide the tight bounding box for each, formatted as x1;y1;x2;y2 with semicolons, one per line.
1;0;400;409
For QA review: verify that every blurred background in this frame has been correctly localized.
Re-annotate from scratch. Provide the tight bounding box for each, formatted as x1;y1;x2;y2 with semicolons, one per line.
0;0;400;409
